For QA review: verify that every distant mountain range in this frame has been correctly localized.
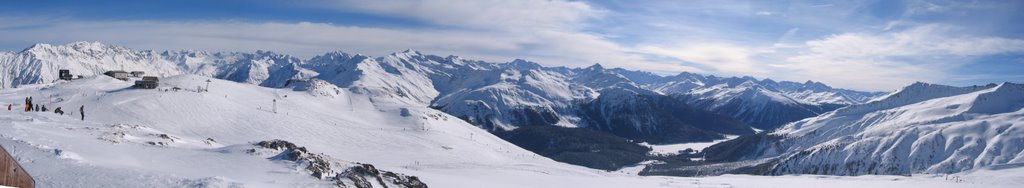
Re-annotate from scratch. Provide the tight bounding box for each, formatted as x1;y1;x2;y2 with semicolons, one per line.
0;42;886;145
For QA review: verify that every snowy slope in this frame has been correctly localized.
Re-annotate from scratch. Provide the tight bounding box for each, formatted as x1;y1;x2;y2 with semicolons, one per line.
1;75;1019;187
751;82;1024;175
0;75;608;187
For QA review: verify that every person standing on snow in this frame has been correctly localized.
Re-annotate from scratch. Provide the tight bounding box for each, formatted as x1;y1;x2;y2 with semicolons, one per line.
80;105;85;121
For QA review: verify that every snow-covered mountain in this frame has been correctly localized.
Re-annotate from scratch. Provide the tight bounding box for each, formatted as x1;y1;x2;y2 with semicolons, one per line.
3;42;1024;187
576;86;754;143
1;42;882;144
696;82;1024;176
616;71;885;130
0;42;313;89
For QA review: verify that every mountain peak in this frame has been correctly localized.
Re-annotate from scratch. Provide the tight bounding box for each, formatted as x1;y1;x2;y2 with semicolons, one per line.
323;50;353;57
312;51;369;63
508;59;542;69
801;80;832;90
68;41;105;46
255;50;279;56
398;49;422;56
20;41;129;55
67;41;120;51
673;71;702;78
904;81;937;89
587;63;605;70
21;43;53;52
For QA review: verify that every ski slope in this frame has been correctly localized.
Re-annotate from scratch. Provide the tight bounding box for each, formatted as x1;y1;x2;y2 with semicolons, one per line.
0;76;1019;187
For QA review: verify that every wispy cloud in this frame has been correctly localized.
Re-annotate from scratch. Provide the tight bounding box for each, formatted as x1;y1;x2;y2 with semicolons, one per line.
627;24;1024;91
306;0;600;31
754;11;777;16
780;25;1024;90
635;43;768;76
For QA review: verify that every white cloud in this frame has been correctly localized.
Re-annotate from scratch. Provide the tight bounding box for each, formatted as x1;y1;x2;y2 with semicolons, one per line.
779;25;1024;91
308;0;599;31
635;43;768;76
630;24;1024;91
806;25;1024;58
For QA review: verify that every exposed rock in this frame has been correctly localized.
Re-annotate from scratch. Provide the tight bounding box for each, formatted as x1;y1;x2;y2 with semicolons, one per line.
255;139;298;151
252;139;427;188
203;138;217;145
156;134;176;142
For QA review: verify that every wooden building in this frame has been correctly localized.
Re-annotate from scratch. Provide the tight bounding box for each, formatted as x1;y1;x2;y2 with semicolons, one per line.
0;145;34;188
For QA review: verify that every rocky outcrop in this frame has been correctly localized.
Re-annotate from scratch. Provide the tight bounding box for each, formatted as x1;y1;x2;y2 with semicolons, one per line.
252;139;427;188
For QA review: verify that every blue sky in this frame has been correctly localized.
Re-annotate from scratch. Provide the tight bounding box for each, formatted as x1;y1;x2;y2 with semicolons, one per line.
1;0;1022;91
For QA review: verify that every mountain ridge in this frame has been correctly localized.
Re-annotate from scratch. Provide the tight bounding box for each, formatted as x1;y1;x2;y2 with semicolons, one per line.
1;41;884;143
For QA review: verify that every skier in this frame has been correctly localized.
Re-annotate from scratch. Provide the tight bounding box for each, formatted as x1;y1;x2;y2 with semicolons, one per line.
41;105;47;112
25;97;30;112
7;104;10;111
79;105;85;121
54;107;64;115
35;104;39;112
